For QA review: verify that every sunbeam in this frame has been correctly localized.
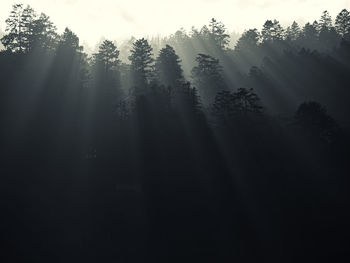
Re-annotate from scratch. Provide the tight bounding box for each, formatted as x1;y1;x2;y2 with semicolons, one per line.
1;1;350;262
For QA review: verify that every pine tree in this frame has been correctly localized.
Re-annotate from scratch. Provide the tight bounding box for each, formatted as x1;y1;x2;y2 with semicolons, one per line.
1;4;34;52
1;4;56;53
128;38;154;89
335;9;350;38
155;45;184;88
208;18;230;50
261;19;284;42
312;21;320;33
182;82;201;114
93;40;120;72
168;28;189;47
300;22;319;48
233;88;263;114
3;4;25;52
295;101;337;141
92;41;121;137
27;13;57;51
318;10;333;31
285;21;301;41
191;53;226;105
20;5;36;52
56;28;86;85
200;25;210;38
273;20;285;41
303;22;318;39
316;11;341;50
212;90;235;123
59;28;83;52
212;88;262;123
235;29;260;50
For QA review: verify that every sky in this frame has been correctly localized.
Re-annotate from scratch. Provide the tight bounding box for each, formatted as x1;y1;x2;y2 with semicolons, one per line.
0;0;350;46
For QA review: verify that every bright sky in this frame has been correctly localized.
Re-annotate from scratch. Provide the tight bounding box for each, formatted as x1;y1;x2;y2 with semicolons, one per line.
1;0;350;46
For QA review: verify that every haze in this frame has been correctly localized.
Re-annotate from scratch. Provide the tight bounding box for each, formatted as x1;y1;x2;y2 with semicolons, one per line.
1;0;350;45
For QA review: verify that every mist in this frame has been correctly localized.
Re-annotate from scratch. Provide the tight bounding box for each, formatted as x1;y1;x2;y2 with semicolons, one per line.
1;0;350;46
0;1;350;262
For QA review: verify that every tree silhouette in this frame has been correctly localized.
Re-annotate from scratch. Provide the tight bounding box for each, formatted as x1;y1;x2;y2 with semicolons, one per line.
213;87;262;124
1;4;57;53
128;38;154;89
261;20;284;42
299;22;319;48
0;5;350;262
235;29;260;50
208;18;230;50
55;28;88;89
182;82;202;115
295;101;337;141
58;27;83;53
1;4;33;52
212;90;236;123
93;40;120;72
191;53;226;105
1;4;25;51
318;10;333;31
27;13;57;52
200;25;210;39
285;21;301;41
168;28;189;47
335;9;350;39
234;87;263;114
155;44;184;88
316;11;341;50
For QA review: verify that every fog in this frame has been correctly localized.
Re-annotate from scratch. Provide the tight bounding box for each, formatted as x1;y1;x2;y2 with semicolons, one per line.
1;0;350;45
1;1;350;262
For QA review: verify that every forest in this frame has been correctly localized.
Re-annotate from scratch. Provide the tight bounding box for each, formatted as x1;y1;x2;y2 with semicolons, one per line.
0;3;350;263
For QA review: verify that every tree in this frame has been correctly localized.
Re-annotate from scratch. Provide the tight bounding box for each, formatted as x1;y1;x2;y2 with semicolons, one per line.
335;9;350;39
191;53;226;105
155;45;184;88
128;38;154;89
27;13;57;51
261;20;274;42
319;26;340;50
316;11;340;50
1;4;34;52
168;28;189;47
1;4;57;53
208;18;230;50
55;28;87;86
213;88;263;124
301;22;319;47
233;87;263;114
212;90;236;123
182;82;202;115
93;40;120;71
303;22;318;39
200;25;210;38
235;29;260;51
261;19;284;42
318;10;333;31
1;4;24;50
189;26;200;38
295;101;337;141
92;40;121;147
20;5;36;52
59;27;82;53
285;21;301;41
272;20;285;41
